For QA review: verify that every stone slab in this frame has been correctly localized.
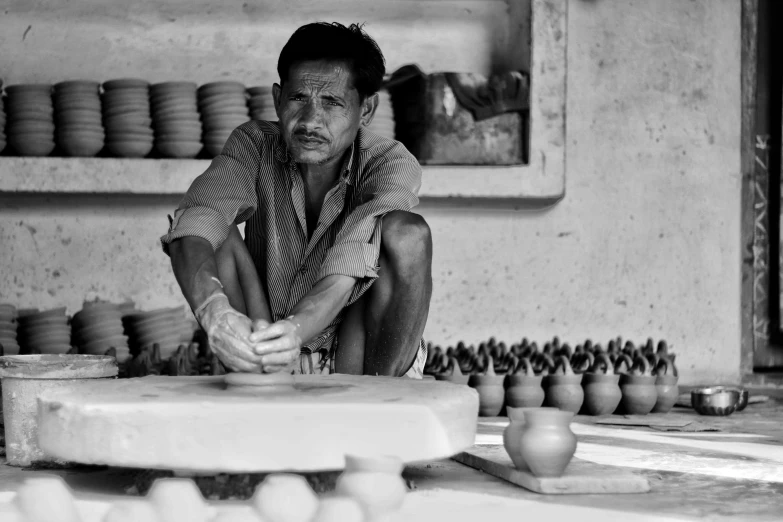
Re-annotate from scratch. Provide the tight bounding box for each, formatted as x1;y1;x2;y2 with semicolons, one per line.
36;375;479;473
452;445;650;494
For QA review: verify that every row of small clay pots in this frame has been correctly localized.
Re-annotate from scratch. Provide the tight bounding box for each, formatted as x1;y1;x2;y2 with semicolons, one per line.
436;361;678;417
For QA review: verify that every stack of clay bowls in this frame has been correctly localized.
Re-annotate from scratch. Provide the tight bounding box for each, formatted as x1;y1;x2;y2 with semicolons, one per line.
0;304;19;355
124;306;195;360
101;78;154;158
0;95;6;153
4;84;56;156
198;81;250;157
53;80;105;157
71;301;130;362
366;89;395;139
247;86;277;122
17;307;71;355
149;82;203;158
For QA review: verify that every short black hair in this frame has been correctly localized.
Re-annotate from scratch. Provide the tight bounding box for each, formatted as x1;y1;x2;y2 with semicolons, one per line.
277;22;386;100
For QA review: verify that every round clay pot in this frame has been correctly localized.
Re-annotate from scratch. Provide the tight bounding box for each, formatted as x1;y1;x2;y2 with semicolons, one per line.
620;374;658;414
653;374;679;413
518;408;577;478
582;373;621;416
334;454;407;521
468;358;506;417
543;356;584;413
504;357;544;408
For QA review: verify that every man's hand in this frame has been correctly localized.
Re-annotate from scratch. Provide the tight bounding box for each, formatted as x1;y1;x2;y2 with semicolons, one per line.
249;317;302;373
196;293;265;373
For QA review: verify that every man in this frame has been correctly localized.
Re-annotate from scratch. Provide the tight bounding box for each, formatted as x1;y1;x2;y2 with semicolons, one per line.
160;22;432;378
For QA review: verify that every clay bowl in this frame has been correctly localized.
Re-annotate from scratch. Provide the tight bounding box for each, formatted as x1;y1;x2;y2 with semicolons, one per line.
16;316;67;330
468;374;506;416
104;139;154;158
125;307;183;322
198;97;248;112
83;337;129;355
26;331;73;347
8;137;56;156
5;110;53;122
104;124;154;136
103;79;150;91
21;307;67;320
150;81;198;93
103;113;153;127
54;101;102;113
247;86;273;96
543;374;584;414
54;80;100;92
72;307;122;323
101;90;149;102
54;110;102;125
0;341;21;356
22;322;70;334
73;325;126;344
155;140;202;158
198;81;247;97
0;323;17;335
154;121;202;135
103;104;152;118
34;343;73;355
150;95;198;107
6;119;55;133
5;83;53;95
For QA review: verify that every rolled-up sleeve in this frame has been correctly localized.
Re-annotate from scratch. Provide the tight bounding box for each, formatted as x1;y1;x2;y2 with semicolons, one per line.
160;125;261;255
317;142;422;304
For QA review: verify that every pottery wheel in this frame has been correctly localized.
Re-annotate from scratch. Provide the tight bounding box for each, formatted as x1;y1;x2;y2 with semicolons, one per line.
36;374;479;473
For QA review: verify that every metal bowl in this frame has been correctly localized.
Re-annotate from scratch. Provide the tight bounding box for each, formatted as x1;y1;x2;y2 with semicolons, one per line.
691;386;740;416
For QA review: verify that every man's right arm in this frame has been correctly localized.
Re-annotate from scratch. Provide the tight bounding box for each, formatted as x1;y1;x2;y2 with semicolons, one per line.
168;236;223;313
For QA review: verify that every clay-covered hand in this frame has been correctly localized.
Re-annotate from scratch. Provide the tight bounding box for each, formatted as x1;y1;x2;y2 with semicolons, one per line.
248;317;302;373
195;293;265;373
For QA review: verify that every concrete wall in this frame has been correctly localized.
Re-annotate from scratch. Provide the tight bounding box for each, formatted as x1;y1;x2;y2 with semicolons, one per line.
0;0;742;384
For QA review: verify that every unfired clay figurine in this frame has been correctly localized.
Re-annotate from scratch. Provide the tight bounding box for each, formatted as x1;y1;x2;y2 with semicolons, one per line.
334;454;407;522
147;478;213;522
311;496;365;522
252;473;319;522
14;475;82;522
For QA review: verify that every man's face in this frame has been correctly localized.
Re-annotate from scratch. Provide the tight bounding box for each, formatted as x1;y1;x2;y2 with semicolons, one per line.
273;60;376;167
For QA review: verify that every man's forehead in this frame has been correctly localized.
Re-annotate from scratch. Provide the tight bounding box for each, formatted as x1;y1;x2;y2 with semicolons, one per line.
286;61;357;92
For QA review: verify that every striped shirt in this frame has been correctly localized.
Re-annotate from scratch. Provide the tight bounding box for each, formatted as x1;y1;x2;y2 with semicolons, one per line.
160;120;423;363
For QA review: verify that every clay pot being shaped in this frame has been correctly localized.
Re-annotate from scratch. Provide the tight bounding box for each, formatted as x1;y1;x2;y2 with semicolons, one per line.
582;353;622;416
334;454;407;522
518;408;577;478
468;354;506;417
652;356;679;413
543;356;584;414
504;357;545;408
435;356;470;385
618;355;658;415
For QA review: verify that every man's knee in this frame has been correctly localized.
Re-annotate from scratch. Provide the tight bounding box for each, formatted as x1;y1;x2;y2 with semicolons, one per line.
381;211;432;262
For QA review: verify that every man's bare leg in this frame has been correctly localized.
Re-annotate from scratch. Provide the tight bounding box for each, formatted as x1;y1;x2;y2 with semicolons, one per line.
214;224;272;322
335;211;433;376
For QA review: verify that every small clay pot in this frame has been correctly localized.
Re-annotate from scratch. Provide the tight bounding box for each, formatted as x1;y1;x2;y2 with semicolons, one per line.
619;355;657;415
543;356;584;414
435;356;470;385
582;354;622;416
504;358;544;408
518;408;577;478
652;356;679;413
468;355;506;417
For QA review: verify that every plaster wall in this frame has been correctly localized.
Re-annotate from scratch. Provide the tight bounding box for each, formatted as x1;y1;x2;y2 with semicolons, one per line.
0;0;742;383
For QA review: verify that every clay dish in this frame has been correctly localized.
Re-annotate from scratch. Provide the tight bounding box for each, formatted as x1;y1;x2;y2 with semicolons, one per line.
23;307;67;319
54;100;102;112
154;120;202;133
7;120;56;132
59;140;104;157
103;78;150;90
73;307;122;323
7;139;55;156
104;139;153;157
5;111;54;123
73;323;124;342
150;100;199;113
35;343;73;355
17;316;67;329
155;140;203;158
198;81;247;96
5;83;53;94
82;334;129;351
103;104;152;117
198;91;247;104
54;80;100;92
199;97;248;112
103;113;153;126
153;112;202;124
54;108;101;120
150;91;197;103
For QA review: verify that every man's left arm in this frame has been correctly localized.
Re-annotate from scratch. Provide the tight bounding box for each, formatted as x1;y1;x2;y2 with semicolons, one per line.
249;144;421;364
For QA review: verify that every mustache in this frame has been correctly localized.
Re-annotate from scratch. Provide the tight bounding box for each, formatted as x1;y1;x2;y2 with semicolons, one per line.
293;129;328;142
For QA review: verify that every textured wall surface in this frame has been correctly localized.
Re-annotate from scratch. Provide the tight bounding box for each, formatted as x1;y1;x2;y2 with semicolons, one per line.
0;0;742;384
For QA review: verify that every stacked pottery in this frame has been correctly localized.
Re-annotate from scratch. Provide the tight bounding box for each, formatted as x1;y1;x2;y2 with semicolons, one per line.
4;84;56;156
517;408;577;477
53;80;105;157
101;78;154;158
0;304;19;355
582;353;622;416
198;81;250;158
124;306;194;360
468;354;505;417
616;354;658;415
366;89;395;139
652;356;679;413
17;308;72;355
504;357;545;408
543;355;584;414
149;82;203;158
71;301;130;362
434;356;470;385
0;95;6;153
247;86;277;122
